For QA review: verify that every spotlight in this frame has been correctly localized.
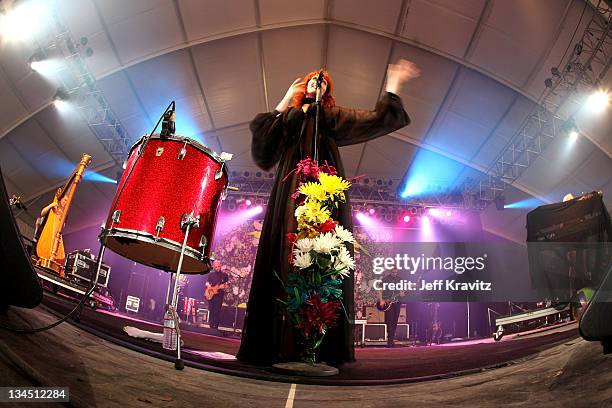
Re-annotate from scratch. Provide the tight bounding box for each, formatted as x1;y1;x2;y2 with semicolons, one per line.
569;130;579;142
245;199;252;207
403;215;410;223
368;208;375;215
428;208;439;216
53;87;69;106
494;195;506;211
0;1;48;42
585;90;610;114
445;210;452;217
254;205;263;214
28;49;45;71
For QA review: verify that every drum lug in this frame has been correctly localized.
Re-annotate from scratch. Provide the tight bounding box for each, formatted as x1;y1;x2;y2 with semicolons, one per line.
215;163;225;181
181;211;200;230
155;216;165;240
156;147;164;157
178;146;187;160
112;210;121;223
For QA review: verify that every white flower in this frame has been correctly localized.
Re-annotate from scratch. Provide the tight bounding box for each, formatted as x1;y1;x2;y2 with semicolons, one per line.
333;246;355;278
295;237;314;253
295;205;307;219
334;225;355;244
293;251;313;269
313;232;342;254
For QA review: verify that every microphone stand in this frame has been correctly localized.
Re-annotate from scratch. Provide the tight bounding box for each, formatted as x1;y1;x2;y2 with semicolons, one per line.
313;72;324;164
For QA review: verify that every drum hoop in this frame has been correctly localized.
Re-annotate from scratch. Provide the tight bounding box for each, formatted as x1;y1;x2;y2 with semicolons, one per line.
101;227;207;265
131;134;229;182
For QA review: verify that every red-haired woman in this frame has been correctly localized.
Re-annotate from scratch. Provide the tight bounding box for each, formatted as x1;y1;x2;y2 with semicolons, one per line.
238;60;420;366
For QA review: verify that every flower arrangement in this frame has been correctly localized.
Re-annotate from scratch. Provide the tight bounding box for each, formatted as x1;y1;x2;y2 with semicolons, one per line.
284;157;355;364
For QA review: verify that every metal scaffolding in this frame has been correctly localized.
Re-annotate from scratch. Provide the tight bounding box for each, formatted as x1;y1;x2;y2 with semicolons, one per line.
473;0;612;204
33;5;132;163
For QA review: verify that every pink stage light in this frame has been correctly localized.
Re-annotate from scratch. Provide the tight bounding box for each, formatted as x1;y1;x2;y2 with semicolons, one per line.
368;208;376;215
403;215;410;222
245;199;252;207
254;205;263;213
422;215;430;224
445;210;452;217
428;208;439;216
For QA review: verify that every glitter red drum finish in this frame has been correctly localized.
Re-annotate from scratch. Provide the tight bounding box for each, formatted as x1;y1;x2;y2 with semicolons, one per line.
102;135;228;274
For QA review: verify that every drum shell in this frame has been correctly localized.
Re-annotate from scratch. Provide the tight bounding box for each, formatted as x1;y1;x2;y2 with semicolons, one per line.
103;135;227;273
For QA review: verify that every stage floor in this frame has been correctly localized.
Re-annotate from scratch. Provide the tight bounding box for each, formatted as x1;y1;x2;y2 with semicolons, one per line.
2;298;611;408
38;293;578;385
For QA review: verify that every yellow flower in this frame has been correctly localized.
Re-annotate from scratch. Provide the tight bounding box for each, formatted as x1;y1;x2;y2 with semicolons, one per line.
296;200;330;224
318;173;351;199
298;182;327;201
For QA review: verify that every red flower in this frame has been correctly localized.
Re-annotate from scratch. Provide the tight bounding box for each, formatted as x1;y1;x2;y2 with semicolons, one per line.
288;252;294;265
319;162;337;176
297;295;341;338
296;157;320;180
318;219;337;233
286;233;298;244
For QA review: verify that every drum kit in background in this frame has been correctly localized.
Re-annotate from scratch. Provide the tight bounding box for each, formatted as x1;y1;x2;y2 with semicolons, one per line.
90;103;233;370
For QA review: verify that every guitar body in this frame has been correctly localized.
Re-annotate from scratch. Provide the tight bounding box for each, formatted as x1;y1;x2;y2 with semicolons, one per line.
376;300;396;312
205;283;228;301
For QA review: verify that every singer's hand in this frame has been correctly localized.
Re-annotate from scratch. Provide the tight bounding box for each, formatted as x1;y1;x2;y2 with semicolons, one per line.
385;59;420;95
275;78;306;113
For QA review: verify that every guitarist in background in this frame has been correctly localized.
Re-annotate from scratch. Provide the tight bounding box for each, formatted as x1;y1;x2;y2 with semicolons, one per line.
205;260;229;330
377;269;404;348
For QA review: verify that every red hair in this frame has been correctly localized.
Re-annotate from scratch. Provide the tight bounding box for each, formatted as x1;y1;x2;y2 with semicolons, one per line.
291;69;336;109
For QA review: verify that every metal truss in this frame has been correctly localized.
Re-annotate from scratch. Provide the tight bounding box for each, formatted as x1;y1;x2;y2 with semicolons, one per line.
473;0;612;204
33;6;131;163
226;174;478;212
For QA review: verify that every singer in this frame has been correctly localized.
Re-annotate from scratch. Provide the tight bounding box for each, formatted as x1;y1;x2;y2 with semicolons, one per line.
238;60;420;366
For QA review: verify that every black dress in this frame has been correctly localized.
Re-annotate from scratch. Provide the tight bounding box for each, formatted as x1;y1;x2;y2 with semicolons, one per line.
237;92;410;365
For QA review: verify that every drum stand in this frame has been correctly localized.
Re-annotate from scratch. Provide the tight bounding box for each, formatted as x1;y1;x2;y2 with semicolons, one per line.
166;211;200;370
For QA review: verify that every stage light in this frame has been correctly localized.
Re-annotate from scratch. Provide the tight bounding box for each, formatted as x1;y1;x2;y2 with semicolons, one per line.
0;1;48;42
494;195;506;211
368;208;375;215
504;197;544;209
445;210;452;217
254;205;263;214
403;215;410;222
569;130;579;142
422;216;430;224
428;208;439;216
245;199;252;207
53;87;69;109
585;90;610;113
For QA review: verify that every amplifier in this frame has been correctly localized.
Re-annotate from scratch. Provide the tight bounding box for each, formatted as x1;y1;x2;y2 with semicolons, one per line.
65;250;111;287
365;304;406;323
365;306;384;323
364;323;387;344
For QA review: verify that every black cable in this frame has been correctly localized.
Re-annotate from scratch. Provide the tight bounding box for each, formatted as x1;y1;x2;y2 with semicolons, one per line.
0;102;176;334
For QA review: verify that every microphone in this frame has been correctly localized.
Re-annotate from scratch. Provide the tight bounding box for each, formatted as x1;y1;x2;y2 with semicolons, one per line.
315;70;324;103
160;102;176;138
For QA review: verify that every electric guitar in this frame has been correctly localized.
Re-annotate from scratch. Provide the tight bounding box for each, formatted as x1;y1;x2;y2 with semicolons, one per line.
205;282;229;301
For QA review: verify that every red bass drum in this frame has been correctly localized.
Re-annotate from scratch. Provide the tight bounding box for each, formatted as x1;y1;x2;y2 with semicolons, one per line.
101;134;229;273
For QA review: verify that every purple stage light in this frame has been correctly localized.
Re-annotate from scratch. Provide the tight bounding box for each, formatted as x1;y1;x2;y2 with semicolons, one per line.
368;208;376;215
403;215;410;222
428;208;439;216
445;210;452;217
245;199;252;207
